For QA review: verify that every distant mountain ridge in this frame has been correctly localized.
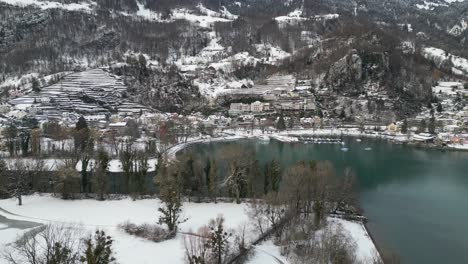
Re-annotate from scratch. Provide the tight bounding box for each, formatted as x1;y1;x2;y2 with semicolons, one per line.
0;0;467;115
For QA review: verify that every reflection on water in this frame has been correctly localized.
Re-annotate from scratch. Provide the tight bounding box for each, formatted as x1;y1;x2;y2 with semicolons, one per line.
182;138;468;264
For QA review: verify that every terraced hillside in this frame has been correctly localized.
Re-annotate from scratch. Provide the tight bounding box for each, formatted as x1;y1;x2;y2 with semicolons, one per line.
9;68;150;121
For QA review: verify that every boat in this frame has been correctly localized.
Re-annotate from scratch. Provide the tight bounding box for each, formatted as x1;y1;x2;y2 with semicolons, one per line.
364;147;372;151
341;147;349;152
258;135;270;141
356;138;362;142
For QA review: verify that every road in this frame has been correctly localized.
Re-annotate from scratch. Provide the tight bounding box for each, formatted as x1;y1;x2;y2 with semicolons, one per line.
0;206;41;231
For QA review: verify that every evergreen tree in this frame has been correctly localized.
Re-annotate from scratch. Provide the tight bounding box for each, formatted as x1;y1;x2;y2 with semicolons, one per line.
401;118;408;134
437;102;443;113
317;108;324;118
204;159;211;193
3;123;18;156
276;112;286;130
417;119;427;134
263;163;270;195
0;160;8;197
74;116;91;152
208;159;218;203
31;77;40;92
76;116;88;131
287;117;294;129
208;216;231;264
269;160;281;192
134;152;149;195
81;230;116;264
94;149;110;200
156;161;187;232
50;242;77;264
180;155;195;195
339;109;346;119
263;160;281;194
81;153;91;194
247;160;261;197
19;130;30;156
120;149;134;194
428;115;436;134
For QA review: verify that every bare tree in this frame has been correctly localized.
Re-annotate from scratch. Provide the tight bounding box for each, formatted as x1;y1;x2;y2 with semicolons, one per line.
3;223;82;264
184;226;210;264
55;164;79;200
282;224;357;264
221;146;255;204
330;167;358;214
7;159;30;206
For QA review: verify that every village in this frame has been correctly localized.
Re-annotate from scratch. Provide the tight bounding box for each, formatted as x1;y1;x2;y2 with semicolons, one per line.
0;67;467;157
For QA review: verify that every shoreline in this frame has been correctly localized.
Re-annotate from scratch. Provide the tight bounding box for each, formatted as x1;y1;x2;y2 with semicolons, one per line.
166;127;468;160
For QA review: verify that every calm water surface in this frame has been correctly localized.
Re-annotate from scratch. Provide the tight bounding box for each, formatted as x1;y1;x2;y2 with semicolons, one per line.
182;138;468;264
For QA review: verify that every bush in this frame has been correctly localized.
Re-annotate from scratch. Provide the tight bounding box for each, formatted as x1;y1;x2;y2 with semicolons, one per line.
118;221;175;242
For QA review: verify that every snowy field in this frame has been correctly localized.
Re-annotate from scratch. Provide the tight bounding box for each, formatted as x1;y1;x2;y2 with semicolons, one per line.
0;195;250;264
0;194;379;264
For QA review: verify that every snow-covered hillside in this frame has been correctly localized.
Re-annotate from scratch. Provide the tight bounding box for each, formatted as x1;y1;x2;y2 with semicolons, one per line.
0;0;95;11
422;47;468;76
0;0;237;29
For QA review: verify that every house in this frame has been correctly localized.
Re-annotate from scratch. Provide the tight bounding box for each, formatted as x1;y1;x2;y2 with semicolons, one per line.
109;122;128;133
413;133;434;142
387;123;398;133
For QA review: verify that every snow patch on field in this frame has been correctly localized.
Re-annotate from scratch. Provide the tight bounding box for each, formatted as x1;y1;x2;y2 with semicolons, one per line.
254;44;291;65
209;52;260;73
275;9;339;26
0;0;95;11
193;75;254;98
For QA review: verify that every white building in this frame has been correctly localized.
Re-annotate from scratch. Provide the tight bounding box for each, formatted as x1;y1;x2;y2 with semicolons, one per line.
251;101;264;113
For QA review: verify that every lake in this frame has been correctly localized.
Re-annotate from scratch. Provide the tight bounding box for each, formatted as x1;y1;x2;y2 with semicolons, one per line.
181;138;468;264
